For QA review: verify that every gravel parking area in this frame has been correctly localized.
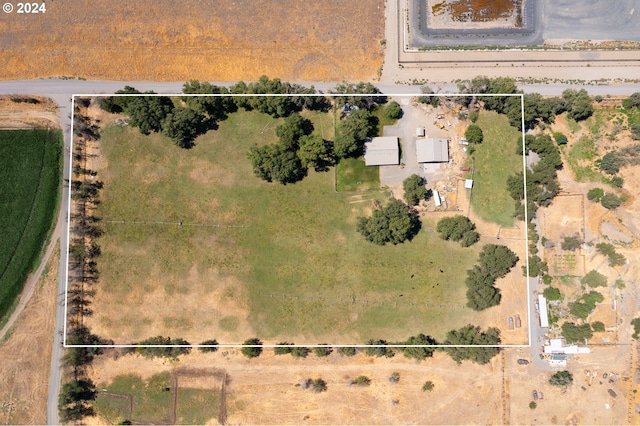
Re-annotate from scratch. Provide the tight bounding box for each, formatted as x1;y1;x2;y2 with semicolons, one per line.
379;99;453;192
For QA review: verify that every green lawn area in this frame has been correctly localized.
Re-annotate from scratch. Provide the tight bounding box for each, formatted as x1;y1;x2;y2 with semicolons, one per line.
95;373;172;424
0;129;62;323
94;108;483;344
335;157;380;191
334;103;398;192
371;103;399;135
469;111;523;227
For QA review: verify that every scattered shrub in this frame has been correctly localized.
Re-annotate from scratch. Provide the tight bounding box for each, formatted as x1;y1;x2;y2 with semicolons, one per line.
422;381;435;392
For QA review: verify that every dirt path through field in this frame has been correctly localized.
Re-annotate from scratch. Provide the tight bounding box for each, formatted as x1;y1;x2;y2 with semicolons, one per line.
0;247;58;425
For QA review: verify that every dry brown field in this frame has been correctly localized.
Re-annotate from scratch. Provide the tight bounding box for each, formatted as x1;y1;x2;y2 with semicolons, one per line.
85;343;637;425
0;247;58;425
0;0;384;82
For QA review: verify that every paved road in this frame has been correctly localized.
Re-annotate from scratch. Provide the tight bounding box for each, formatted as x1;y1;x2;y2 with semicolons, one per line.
46;94;71;426
1;79;640;98
0;76;638;424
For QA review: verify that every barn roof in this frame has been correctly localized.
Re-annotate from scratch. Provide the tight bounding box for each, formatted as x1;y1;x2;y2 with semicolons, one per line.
364;137;399;166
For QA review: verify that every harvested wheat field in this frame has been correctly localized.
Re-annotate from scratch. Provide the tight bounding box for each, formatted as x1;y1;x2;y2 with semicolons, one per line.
0;246;58;425
0;0;384;82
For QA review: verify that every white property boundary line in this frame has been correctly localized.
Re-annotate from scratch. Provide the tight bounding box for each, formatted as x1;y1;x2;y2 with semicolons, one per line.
65;93;530;348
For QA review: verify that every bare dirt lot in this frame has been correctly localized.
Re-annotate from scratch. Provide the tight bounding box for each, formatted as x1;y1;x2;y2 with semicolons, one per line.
0;96;60;129
0;247;57;425
0;0;384;82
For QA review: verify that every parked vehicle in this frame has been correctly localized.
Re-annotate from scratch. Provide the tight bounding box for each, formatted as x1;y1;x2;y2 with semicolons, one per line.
517;359;529;365
533;390;538;401
459;166;470;171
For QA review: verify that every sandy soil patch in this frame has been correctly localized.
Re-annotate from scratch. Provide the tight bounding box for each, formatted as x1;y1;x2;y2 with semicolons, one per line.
0;248;58;425
0;0;383;82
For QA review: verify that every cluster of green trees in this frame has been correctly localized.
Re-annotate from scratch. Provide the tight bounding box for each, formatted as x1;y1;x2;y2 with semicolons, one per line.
235;328;499;365
101;77;331;149
356;198;421;245
456;77;593;131
402;174;430;206
465;124;484;144
465;244;519;311
581;270;607;288
58;379;97;423
558;89;594;122
273;343;314;358
417;86;441;107
240;338;263;358
331;82;387;110
561;322;594;343
587;187;623;209
543;286;562;301
568;291;604;320
436;215;480;247
363;328;500;365
549;370;573;387
456;77;524;129
596;242;626;266
245;81;383;183
561;235;582;251
526;255;549;277
598;145;640;188
442;325;501;364
621;92;640;110
104;78;390;185
508;134;563;221
248;113;318;184
122;336;192;360
333;108;379;159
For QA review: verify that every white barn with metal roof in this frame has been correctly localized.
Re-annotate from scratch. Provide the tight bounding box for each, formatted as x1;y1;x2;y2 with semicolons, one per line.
364;137;399;166
416;138;449;163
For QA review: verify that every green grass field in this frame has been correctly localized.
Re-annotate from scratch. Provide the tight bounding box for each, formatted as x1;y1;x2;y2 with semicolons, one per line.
95;373;221;425
94;109;483;343
371;103;399;134
95;373;172;424
469;111;523;227
335;157;380;191
0;129;62;323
